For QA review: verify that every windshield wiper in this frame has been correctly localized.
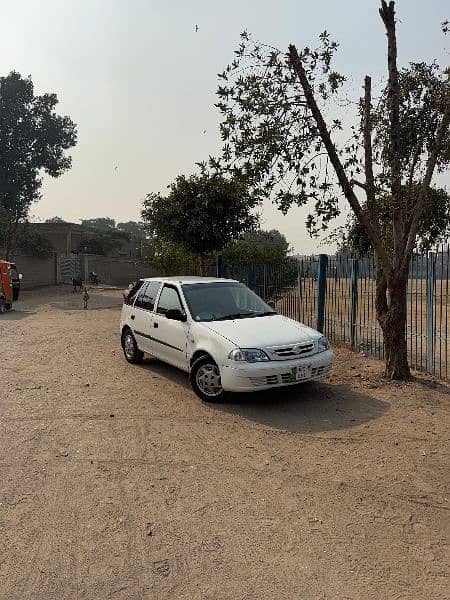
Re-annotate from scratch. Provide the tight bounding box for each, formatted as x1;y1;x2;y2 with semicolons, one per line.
214;312;253;321
250;311;277;317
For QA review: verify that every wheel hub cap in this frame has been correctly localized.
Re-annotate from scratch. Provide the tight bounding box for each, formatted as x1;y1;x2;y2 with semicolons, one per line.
124;334;135;359
196;364;222;397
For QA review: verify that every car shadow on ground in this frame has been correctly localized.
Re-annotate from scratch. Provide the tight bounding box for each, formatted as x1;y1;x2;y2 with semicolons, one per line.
212;382;390;434
138;359;390;434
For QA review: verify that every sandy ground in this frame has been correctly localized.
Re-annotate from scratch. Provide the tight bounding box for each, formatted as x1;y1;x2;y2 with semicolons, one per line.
0;286;449;600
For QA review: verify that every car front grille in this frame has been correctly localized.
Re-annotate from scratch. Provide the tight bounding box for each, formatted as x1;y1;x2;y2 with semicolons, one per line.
268;342;316;360
249;364;331;388
311;365;331;377
249;374;280;387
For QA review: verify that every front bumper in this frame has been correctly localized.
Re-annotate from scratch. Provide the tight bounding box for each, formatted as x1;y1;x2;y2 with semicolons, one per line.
220;349;334;392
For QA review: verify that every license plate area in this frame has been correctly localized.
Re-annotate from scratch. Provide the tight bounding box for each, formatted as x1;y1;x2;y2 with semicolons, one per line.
291;366;310;381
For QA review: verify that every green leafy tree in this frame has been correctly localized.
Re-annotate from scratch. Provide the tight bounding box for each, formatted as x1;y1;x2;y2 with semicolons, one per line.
0;72;77;258
117;221;147;257
0;217;54;257
79;228;130;256
141;173;258;273
337;186;450;255
142;238;197;274
222;229;291;264
80;217;116;231
212;1;450;379
17;225;55;257
116;221;146;238
45;216;66;223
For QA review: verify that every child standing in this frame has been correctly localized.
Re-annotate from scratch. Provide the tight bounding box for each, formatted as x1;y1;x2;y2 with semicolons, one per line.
83;287;90;310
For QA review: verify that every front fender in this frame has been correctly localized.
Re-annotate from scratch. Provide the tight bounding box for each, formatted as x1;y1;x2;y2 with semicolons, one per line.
188;325;234;369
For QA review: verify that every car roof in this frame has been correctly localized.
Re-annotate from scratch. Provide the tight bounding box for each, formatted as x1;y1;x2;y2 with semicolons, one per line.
141;276;239;285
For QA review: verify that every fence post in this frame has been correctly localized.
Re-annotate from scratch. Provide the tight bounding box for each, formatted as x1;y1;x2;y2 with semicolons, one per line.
316;254;328;333
426;253;436;373
297;260;303;322
350;258;359;349
247;265;255;291
263;264;267;299
216;254;223;278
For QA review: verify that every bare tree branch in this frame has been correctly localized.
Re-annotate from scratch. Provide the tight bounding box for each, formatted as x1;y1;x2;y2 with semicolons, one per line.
288;43;393;275
350;178;367;191
379;0;402;197
363;76;376;207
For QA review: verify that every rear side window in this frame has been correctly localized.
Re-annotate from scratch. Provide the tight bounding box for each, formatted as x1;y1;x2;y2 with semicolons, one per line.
134;283;148;309
125;280;144;305
135;281;161;311
156;286;183;316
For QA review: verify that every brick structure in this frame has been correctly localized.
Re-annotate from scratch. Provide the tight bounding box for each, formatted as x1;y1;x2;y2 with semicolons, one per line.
32;222;83;256
7;253;57;289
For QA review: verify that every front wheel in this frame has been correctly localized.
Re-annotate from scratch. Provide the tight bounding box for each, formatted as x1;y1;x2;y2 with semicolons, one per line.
190;356;226;403
121;329;144;364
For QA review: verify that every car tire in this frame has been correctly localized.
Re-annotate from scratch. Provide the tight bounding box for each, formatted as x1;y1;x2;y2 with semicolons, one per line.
190;355;226;403
0;299;6;314
121;328;144;364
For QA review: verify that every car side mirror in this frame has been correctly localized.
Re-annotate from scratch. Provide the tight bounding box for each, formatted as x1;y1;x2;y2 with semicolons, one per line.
19;273;23;280
268;300;275;309
166;308;187;322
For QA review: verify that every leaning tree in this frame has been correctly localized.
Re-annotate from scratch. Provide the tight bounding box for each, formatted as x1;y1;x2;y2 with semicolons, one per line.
209;1;449;379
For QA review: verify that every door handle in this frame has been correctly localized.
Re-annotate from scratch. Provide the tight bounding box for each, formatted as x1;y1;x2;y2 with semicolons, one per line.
131;315;135;320
154;322;158;328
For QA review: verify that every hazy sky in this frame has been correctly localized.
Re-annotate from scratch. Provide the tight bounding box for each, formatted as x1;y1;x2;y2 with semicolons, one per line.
1;0;448;252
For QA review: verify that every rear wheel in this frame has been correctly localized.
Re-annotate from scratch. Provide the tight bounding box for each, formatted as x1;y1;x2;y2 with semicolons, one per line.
0;298;6;314
121;329;144;364
190;356;226;402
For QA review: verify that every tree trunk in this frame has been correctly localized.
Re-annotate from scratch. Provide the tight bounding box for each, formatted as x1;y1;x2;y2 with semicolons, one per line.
376;269;411;379
196;255;206;276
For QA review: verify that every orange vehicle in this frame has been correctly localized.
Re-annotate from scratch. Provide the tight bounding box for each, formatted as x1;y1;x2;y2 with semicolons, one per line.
0;260;22;313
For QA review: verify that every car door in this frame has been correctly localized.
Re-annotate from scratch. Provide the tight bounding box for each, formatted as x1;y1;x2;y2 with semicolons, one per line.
131;281;162;353
152;284;189;370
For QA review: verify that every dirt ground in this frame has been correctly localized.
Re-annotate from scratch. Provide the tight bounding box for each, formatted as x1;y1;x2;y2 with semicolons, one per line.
0;286;449;600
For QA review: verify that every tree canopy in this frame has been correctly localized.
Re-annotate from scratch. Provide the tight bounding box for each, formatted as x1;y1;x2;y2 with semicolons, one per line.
45;216;66;223
222;229;291;265
116;221;146;240
0;72;77;257
80;217;116;231
336;186;450;256
78;227;130;256
141;173;258;260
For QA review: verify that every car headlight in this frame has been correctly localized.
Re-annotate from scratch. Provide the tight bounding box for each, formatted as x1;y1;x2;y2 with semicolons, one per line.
228;348;270;362
317;336;330;352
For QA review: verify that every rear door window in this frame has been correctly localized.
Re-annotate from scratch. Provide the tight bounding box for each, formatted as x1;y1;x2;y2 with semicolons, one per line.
134;281;161;311
134;283;149;309
125;280;144;305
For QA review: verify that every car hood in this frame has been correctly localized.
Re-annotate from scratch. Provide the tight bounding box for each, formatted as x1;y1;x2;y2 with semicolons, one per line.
199;314;321;348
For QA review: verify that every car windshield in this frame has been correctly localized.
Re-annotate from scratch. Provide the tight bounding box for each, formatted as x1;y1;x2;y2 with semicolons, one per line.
182;282;276;322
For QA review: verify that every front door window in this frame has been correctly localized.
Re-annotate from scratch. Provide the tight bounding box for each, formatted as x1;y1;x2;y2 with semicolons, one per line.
156;286;184;316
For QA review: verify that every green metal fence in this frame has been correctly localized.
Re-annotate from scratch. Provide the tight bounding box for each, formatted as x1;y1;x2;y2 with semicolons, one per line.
220;248;450;379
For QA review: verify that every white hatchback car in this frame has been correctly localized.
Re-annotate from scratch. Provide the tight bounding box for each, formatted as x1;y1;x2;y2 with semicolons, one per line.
120;277;333;402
